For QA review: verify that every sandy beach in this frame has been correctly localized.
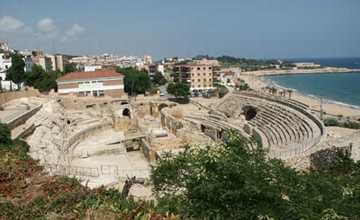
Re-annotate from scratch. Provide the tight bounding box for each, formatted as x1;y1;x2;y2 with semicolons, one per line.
243;67;360;77
241;74;360;118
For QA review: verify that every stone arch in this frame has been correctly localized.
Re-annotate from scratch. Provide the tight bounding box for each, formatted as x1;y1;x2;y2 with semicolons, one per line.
242;105;257;121
200;124;206;132
158;103;169;112
122;108;131;118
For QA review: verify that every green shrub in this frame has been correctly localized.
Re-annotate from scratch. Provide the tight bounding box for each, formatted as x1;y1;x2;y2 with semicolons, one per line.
324;118;339;127
0;123;12;148
343;121;360;129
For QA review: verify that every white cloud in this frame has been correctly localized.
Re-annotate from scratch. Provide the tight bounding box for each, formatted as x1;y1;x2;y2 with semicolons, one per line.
0;16;24;32
37;18;57;34
61;24;85;42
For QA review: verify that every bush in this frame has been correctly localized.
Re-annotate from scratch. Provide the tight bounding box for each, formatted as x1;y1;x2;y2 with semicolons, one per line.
151;131;360;219
0;123;12;148
324;118;339;127
343;121;360;129
216;84;229;98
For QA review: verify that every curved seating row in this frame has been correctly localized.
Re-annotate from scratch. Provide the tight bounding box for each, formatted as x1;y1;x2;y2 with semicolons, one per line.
215;93;323;153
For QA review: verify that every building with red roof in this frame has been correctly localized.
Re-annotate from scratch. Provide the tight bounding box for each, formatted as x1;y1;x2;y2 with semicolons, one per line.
57;69;125;97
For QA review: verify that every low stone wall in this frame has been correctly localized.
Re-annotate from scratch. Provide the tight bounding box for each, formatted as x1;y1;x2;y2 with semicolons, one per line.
57;95;128;110
6;104;42;129
67;121;113;150
160;109;183;135
0;88;41;106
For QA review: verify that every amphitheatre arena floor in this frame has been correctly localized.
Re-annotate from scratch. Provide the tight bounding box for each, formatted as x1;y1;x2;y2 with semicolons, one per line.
69;128;150;188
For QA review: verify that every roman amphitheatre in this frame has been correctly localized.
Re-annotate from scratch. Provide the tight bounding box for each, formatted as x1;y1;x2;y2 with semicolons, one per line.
1;88;359;196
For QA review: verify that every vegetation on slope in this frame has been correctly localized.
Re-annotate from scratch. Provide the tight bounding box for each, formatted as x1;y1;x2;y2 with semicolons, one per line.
0;123;175;219
151;131;360;219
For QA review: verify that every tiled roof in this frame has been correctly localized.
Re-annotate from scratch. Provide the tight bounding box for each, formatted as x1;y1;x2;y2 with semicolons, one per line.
57;69;123;81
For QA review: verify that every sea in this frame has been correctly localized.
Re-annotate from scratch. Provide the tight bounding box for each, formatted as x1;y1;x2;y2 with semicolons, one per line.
264;57;360;107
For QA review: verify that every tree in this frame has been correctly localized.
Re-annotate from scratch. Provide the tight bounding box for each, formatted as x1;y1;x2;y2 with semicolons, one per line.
152;71;167;86
151;131;360;219
25;64;57;92
6;53;25;90
166;82;189;99
25;64;45;86
117;67;151;95
0;123;12;148
63;63;77;74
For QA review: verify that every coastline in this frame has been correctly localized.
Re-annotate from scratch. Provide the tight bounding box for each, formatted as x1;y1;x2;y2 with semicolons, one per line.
242;67;360;77
240;70;360;118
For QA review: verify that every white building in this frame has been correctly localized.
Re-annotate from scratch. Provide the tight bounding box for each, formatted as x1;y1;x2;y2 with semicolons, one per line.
57;69;125;97
0;53;11;80
293;62;321;69
143;55;153;65
157;64;165;75
46;54;57;71
0;80;19;91
217;68;242;87
84;65;102;72
0;42;10;52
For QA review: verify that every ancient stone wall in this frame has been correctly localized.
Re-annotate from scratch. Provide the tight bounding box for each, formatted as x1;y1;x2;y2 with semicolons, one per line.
67;122;113;150
0;88;41;106
57;95;127;110
6;104;42;129
160;109;183;135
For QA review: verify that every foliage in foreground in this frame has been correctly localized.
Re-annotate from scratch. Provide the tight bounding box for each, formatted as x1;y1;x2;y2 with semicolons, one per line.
151;131;360;219
2;121;360;219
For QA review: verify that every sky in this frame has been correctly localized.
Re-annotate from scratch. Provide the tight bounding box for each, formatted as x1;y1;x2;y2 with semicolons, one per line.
0;0;359;59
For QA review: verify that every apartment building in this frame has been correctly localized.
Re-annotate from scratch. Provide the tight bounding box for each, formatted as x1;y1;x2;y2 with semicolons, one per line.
173;63;215;92
0;53;11;79
57;69;125;97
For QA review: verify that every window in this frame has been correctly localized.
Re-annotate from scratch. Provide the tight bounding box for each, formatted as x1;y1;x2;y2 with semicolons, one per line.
197;67;201;70
99;90;104;96
203;67;206;70
209;67;212;70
